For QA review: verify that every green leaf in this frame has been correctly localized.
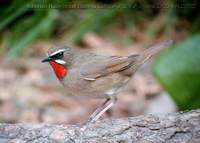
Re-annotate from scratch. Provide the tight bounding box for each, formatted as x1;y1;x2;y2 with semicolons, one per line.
153;35;200;110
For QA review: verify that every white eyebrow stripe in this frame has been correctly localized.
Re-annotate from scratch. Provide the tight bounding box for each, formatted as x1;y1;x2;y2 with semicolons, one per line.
49;49;66;56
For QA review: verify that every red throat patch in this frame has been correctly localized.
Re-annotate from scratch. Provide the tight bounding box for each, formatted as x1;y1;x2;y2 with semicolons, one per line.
49;61;67;79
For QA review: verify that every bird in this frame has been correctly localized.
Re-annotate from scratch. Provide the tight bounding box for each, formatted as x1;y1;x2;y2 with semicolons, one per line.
42;40;173;130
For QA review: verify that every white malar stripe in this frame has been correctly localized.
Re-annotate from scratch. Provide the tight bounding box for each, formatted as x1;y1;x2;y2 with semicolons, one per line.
50;49;66;56
55;59;66;65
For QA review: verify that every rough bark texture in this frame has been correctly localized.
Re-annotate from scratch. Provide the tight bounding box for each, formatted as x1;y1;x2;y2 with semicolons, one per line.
0;110;199;143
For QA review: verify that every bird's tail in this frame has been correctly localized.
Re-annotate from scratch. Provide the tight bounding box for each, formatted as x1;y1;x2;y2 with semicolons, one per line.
137;40;173;64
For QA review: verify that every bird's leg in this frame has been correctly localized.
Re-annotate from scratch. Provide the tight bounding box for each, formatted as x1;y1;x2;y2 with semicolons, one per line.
87;98;110;121
81;96;117;130
88;97;116;123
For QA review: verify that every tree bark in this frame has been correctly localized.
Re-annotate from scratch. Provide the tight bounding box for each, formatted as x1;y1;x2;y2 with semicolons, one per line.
0;109;199;143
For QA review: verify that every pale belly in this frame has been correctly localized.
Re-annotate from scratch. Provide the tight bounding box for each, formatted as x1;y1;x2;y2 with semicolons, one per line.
62;71;129;98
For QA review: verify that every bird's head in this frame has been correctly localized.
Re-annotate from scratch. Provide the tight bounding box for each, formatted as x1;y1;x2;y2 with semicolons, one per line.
42;47;68;80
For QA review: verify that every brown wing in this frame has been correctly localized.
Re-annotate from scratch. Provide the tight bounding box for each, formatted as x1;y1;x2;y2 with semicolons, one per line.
80;55;139;81
80;40;173;81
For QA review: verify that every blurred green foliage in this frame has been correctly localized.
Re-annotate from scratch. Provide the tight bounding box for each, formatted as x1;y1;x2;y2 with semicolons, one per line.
66;9;118;43
8;10;57;58
1;0;199;58
0;0;58;58
154;35;200;110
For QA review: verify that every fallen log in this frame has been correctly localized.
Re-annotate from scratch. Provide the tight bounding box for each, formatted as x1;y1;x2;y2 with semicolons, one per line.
0;109;199;143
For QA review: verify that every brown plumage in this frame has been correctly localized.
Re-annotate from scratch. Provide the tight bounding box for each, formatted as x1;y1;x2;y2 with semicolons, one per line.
42;40;173;130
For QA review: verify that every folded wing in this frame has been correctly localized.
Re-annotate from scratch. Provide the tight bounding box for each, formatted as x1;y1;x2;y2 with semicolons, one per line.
80;55;139;81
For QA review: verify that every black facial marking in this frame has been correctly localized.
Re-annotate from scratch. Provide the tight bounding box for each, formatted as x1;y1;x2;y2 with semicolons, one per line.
50;52;64;60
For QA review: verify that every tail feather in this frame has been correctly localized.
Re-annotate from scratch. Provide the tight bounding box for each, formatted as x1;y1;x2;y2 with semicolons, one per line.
137;40;173;64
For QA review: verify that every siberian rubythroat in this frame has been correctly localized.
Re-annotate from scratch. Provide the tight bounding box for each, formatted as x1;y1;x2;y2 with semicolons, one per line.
42;40;173;129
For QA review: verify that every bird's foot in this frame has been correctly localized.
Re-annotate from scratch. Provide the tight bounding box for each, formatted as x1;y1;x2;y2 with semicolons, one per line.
75;121;90;132
72;121;91;132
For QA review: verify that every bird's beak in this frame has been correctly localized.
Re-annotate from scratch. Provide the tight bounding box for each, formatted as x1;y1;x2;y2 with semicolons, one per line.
41;57;52;63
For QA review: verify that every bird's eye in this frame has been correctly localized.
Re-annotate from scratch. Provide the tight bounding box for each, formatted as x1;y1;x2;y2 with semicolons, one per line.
57;52;64;59
50;52;64;59
60;52;64;56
